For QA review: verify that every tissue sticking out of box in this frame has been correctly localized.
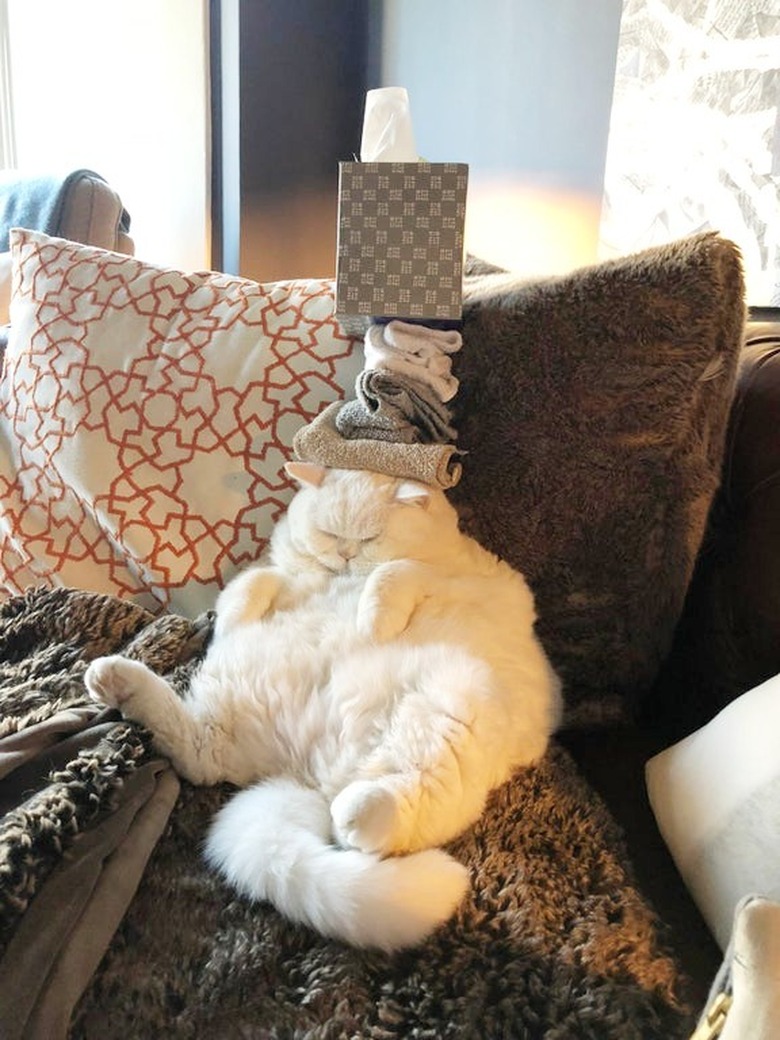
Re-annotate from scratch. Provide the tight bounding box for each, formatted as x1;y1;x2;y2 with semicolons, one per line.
336;88;469;333
360;87;418;162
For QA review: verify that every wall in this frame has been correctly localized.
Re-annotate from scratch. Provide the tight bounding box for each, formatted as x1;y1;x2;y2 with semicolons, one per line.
7;0;210;271
379;0;623;274
234;0;371;282
224;1;622;282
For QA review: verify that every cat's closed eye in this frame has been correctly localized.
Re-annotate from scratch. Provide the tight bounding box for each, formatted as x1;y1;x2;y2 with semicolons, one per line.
317;528;378;545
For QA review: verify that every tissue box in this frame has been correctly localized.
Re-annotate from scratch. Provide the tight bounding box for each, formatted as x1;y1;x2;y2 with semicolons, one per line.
335;161;468;331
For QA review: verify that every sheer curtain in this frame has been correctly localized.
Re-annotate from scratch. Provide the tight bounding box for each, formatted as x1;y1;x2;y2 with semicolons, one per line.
3;0;210;270
599;0;780;306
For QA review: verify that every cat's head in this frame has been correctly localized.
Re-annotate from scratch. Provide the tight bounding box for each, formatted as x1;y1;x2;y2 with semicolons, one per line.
281;462;457;574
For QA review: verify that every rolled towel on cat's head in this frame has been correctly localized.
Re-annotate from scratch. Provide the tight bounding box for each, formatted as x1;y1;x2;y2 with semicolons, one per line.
291;403;465;491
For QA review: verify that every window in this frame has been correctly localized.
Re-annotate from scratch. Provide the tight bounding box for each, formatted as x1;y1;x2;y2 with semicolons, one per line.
2;0;210;270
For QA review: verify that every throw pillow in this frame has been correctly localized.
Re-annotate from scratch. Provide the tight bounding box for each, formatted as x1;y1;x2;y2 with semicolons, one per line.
646;672;780;950
0;229;362;616
452;233;746;722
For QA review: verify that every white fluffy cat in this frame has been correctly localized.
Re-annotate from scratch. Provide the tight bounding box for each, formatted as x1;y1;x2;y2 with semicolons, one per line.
85;463;561;951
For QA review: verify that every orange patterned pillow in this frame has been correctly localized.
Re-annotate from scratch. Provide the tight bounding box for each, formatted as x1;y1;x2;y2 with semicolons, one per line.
0;229;362;615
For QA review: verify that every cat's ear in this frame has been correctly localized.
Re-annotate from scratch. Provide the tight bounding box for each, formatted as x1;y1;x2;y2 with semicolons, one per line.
395;481;431;509
285;461;328;487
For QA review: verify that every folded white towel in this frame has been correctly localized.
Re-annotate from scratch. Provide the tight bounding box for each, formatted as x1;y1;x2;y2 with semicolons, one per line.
383;320;462;356
363;323;460;402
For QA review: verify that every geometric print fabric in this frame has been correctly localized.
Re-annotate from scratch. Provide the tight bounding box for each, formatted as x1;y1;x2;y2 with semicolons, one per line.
0;229;362;616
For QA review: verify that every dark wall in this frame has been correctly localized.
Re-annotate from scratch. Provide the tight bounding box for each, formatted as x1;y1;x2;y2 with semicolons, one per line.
239;0;372;194
211;0;376;280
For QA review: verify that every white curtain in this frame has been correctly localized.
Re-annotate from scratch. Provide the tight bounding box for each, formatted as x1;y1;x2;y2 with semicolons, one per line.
4;0;210;270
600;0;780;306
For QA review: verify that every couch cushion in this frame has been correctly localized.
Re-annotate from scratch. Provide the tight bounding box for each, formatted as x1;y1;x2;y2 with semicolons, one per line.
452;233;746;723
0;229;746;714
0;229;361;615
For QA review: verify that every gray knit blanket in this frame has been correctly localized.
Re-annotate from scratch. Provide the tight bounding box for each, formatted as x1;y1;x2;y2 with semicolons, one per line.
0;587;696;1038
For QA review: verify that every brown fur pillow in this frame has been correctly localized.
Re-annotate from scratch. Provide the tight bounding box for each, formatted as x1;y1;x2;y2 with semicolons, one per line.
452;233;746;725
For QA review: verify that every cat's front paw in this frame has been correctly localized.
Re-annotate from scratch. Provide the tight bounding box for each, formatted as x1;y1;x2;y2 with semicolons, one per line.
356;589;413;642
357;562;421;642
214;567;283;639
356;598;407;643
84;655;146;709
331;780;404;855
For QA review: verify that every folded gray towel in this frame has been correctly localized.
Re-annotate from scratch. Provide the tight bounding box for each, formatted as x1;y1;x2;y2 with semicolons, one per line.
335;369;457;444
293;401;464;489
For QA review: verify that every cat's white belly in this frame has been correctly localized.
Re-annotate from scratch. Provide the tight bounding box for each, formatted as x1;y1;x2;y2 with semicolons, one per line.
189;579;402;787
184;561;557;793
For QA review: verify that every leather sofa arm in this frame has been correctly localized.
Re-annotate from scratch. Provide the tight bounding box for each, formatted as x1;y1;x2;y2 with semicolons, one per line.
53;172;134;255
648;319;780;740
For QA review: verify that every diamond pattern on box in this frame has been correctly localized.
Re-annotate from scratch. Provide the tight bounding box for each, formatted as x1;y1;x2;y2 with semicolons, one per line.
335;162;468;327
0;229;362;616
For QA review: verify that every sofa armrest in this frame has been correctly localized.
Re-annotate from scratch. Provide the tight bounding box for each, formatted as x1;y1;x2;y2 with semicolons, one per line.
647;319;780;740
54;172;134;255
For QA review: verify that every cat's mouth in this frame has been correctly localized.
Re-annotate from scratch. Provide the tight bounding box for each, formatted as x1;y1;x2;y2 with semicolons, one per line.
320;556;349;575
324;557;370;577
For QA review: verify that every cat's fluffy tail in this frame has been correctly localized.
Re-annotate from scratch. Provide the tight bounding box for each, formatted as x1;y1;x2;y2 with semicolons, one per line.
204;778;469;952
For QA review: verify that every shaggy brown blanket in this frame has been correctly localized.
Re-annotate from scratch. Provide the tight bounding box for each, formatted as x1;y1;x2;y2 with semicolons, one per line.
0;587;696;1038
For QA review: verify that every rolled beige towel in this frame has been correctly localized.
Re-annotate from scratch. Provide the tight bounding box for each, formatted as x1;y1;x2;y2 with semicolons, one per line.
293;401;464;489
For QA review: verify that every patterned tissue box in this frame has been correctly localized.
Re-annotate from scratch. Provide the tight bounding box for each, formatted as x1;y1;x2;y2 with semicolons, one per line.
335;161;468;332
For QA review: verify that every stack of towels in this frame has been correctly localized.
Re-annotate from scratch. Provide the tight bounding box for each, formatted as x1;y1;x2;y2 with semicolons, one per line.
293;319;464;489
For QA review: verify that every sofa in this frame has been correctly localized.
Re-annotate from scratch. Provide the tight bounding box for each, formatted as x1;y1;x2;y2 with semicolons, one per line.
561;313;780;996
0;183;777;1037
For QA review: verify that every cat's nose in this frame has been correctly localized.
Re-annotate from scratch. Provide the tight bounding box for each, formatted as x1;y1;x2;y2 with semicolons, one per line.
338;540;358;560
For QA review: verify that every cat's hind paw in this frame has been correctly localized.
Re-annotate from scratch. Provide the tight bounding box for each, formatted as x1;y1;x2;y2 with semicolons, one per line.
331;780;405;855
84;655;148;709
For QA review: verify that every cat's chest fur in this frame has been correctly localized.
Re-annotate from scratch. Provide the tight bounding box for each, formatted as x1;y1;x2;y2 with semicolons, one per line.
205;571;369;696
194;569;403;786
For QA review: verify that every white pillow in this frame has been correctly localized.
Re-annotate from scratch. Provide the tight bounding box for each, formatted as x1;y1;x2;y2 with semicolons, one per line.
0;229;362;616
0;251;11;326
646;673;780;950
